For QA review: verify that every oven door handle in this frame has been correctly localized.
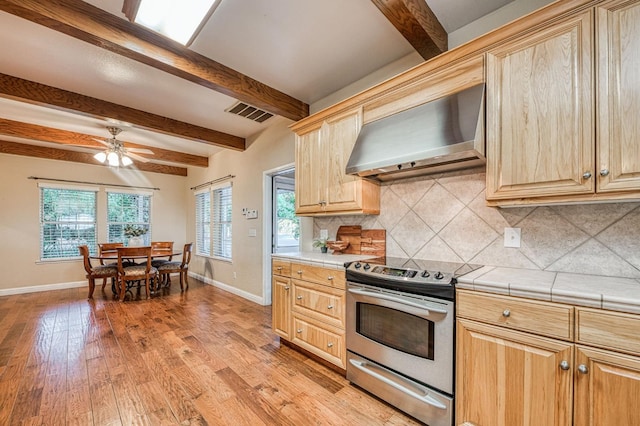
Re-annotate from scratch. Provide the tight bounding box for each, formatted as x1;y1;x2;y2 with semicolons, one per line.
347;288;448;314
349;358;447;410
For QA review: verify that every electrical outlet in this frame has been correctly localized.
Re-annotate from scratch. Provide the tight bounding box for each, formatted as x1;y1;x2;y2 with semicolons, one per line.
320;229;328;239
233;271;237;279
504;227;521;248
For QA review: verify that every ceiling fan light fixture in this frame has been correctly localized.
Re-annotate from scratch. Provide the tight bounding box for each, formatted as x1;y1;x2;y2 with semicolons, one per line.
94;151;107;163
121;155;133;166
107;151;120;166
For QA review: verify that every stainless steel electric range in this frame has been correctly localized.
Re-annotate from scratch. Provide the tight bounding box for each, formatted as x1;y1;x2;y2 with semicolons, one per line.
345;257;482;426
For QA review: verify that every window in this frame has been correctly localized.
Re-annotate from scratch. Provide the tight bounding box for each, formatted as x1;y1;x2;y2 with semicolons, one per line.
195;189;210;256
195;182;232;259
40;184;97;259
106;190;152;245
212;183;232;259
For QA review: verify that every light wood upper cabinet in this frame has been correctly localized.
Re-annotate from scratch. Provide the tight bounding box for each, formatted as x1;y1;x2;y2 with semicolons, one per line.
457;319;573;426
597;0;640;193
486;10;595;201
294;108;380;216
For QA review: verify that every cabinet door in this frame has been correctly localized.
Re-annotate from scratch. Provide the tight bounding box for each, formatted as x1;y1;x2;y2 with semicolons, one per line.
486;10;594;200
324;109;363;212
295;127;325;214
596;0;640;192
574;345;640;426
272;276;291;339
456;319;573;426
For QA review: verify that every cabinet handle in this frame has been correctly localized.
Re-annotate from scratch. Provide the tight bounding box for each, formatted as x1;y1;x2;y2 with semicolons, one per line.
327;342;334;348
297;329;302;333
319;200;326;206
600;169;610;177
297;270;303;275
583;171;592;179
559;360;570;371
578;364;589;374
284;286;290;291
327;276;334;281
502;309;511;318
276;266;283;271
327;305;333;309
296;295;303;300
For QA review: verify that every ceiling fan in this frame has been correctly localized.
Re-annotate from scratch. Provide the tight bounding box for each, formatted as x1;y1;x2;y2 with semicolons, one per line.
92;126;154;167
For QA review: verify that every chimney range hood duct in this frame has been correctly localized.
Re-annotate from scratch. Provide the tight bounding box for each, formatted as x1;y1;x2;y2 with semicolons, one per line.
346;83;486;182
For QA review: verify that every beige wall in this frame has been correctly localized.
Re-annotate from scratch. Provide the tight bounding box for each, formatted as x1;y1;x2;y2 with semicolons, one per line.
0;153;187;294
185;116;296;303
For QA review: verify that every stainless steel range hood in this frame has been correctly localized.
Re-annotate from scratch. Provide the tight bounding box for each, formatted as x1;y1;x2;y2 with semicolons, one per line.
346;83;485;182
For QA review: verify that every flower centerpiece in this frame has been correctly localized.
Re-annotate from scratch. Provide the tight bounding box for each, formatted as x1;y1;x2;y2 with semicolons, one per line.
124;224;146;246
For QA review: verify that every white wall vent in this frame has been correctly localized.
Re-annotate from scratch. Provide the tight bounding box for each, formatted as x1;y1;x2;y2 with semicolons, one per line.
225;102;273;123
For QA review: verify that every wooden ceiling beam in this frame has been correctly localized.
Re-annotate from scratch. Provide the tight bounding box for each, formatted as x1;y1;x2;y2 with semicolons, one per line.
0;140;188;176
0;73;243;152
371;0;448;60
0;0;309;122
0;118;209;167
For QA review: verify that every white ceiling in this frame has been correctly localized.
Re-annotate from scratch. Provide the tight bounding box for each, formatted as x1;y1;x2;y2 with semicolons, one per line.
0;0;514;164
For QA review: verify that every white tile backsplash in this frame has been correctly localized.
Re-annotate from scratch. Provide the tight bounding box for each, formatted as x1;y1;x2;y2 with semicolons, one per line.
313;169;640;279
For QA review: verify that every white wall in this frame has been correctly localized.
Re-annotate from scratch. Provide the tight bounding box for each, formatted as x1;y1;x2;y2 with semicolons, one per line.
0;153;187;294
185;116;296;304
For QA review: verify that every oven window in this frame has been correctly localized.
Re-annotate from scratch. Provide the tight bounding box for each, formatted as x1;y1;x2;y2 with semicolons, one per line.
356;303;434;359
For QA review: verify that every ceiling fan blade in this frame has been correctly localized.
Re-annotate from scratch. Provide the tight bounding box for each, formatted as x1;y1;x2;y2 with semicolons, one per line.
127;147;154;155
126;152;150;163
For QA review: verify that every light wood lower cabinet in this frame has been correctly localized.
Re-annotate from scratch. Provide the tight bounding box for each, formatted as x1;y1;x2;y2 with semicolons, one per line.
457;319;573;426
457;290;640;426
272;259;346;369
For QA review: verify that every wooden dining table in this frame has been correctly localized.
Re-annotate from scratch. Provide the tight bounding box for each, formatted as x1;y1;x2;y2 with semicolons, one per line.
91;249;182;261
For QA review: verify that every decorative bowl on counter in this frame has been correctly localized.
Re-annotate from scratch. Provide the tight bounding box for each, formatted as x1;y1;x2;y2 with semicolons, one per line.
326;240;350;254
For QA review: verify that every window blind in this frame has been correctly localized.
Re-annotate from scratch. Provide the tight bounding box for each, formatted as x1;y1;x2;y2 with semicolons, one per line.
195;190;211;256
212;184;232;259
40;187;97;259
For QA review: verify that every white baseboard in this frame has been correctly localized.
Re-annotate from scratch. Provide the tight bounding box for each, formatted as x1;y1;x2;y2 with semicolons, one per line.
0;281;87;297
190;272;266;305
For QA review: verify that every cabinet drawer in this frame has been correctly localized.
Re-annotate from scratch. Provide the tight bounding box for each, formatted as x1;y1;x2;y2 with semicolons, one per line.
272;259;291;276
292;280;345;328
577;307;640;356
291;263;345;289
457;290;574;341
292;315;345;368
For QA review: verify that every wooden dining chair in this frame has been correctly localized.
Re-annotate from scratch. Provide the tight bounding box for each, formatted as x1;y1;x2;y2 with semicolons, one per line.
150;241;174;267
78;245;118;299
116;246;158;301
97;242;123;291
157;243;192;291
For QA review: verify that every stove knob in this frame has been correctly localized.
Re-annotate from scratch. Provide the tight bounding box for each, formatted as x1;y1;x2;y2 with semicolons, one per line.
363;263;371;270
354;262;362;269
434;272;444;280
421;271;430;278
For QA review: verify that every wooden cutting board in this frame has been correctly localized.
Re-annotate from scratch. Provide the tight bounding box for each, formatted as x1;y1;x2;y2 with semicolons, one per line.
336;225;361;254
335;225;385;257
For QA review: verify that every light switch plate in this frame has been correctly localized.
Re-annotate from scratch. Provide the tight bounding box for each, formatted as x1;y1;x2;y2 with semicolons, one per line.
504;227;521;248
248;228;257;237
246;209;258;219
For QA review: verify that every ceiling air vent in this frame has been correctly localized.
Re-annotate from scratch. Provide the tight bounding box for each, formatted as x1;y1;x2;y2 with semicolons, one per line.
225;102;274;123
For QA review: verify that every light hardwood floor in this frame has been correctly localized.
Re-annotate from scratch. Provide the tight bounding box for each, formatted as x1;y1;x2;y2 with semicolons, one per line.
0;278;421;425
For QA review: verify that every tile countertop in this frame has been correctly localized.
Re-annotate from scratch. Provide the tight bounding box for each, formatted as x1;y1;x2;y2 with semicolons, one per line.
271;251;375;269
457;266;640;315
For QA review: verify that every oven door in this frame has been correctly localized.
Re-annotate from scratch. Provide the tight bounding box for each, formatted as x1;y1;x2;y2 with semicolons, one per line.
346;283;454;395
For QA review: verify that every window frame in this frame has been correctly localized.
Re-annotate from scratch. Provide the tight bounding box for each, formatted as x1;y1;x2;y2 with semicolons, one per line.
106;188;153;246
194;181;232;261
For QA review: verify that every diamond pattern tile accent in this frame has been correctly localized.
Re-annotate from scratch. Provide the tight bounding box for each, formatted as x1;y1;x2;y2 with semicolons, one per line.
386;234;409;258
437;170;486;205
388;176;434;209
377;188;410;230
548;239;640;278
518;207;589;269
413;184;465;232
388;211;434;257
597;207;640;270
470;239;539;269
552;203;639;236
439;208;499;262
468;191;511;234
414;236;463;262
